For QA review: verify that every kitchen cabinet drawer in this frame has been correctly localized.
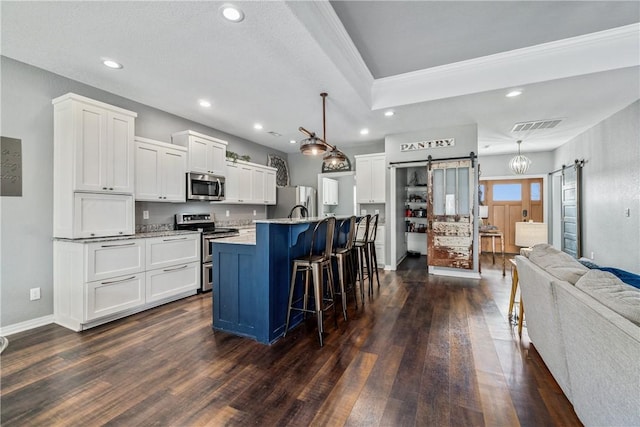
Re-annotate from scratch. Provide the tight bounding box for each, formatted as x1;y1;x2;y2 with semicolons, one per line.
86;240;145;282
85;273;145;321
145;234;200;271
145;261;199;303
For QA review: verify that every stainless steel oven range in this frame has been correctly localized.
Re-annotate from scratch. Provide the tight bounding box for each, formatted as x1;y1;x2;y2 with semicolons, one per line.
175;213;239;292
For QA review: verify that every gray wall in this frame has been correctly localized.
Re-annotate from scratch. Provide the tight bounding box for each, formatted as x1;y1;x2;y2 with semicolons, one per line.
478;151;554;177
384;124;477;164
553;100;640;273
0;57;287;328
287;142;385;188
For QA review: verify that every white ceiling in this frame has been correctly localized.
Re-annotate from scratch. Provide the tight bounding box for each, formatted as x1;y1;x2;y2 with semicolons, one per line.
1;1;639;156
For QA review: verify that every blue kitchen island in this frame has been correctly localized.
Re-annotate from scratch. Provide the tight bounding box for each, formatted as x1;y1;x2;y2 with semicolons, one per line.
212;217;341;344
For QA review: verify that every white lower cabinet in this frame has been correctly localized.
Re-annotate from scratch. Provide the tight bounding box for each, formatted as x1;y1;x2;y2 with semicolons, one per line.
375;225;386;267
54;233;200;331
86;273;145;321
86;240;145;282
145;235;200;270
145;262;199;303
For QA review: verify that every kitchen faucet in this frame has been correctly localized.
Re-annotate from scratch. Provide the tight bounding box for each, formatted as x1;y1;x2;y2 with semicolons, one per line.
287;204;308;219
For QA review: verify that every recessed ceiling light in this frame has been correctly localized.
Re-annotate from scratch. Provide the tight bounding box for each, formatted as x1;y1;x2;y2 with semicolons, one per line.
102;59;123;69
360;128;369;135
290;140;297;144
506;90;522;98
384;111;394;117
199;100;211;108
220;4;244;22
253;123;263;130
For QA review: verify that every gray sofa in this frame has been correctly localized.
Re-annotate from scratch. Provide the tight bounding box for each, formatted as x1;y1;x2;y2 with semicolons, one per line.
516;245;640;426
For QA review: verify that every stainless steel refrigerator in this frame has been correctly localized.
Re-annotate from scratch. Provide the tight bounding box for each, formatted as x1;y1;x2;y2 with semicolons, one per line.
267;186;317;219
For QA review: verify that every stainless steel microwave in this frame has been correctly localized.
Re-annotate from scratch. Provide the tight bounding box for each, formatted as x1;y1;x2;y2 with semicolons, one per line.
187;172;225;201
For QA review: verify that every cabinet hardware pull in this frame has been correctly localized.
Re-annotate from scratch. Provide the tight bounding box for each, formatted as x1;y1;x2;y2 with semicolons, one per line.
109;187;114;190
102;276;136;285
102;187;107;190
163;264;188;272
163;237;188;241
101;242;136;248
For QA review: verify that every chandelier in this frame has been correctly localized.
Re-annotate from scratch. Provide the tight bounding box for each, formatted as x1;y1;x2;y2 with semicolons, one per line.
298;93;351;172
509;140;531;174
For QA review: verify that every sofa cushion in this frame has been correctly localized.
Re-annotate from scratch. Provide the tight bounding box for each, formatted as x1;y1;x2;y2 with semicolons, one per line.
529;244;589;284
597;267;640;290
575;270;640;326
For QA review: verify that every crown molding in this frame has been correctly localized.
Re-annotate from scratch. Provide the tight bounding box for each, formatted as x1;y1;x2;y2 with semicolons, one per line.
285;0;373;106
373;23;640;110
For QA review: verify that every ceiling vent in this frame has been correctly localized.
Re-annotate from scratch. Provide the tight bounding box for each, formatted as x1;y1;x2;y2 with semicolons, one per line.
511;119;562;133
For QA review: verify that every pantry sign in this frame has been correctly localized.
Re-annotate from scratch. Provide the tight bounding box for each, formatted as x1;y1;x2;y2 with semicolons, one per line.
400;138;455;152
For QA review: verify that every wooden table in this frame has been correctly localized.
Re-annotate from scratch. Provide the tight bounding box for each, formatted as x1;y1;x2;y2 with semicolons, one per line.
508;258;524;336
480;230;505;276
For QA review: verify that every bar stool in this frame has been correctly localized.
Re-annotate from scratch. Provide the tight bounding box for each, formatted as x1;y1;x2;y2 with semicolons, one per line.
284;217;337;346
366;213;381;293
353;215;371;303
332;215;357;320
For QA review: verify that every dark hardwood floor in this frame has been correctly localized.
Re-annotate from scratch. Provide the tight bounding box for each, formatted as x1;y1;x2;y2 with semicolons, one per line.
1;255;581;426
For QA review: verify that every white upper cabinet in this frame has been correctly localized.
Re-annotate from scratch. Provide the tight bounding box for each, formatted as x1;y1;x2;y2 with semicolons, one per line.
72;192;134;238
53;93;137;238
53;93;136;194
171;130;227;176
251;167;266;204
134;137;187;202
224;159;276;205
322;177;339;205
264;169;276;204
355;153;386;203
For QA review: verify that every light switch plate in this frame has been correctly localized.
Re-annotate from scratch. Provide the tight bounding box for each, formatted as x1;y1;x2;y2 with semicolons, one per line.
143;210;149;220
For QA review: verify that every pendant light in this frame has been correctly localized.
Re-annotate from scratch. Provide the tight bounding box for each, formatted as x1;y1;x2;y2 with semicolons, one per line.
298;93;351;172
509;140;531;174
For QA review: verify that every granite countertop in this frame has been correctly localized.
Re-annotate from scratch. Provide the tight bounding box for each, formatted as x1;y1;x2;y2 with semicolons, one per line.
213;233;256;245
254;216;354;225
54;229;200;243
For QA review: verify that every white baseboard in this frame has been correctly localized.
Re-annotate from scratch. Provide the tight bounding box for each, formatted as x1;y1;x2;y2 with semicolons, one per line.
0;315;54;337
428;266;481;279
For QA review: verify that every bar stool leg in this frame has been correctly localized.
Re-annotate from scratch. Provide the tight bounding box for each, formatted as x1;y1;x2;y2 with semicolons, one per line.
357;247;366;304
365;244;374;296
327;261;338;328
311;263;324;346
336;255;348;320
347;250;358;308
285;263;299;336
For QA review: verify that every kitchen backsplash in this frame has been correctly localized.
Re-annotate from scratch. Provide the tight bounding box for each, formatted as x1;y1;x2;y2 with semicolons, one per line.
135;201;267;230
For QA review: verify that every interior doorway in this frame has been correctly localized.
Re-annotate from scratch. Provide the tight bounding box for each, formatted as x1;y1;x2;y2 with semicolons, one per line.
480;178;543;253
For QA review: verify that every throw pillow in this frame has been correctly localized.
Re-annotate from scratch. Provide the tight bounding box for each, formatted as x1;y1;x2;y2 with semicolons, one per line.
575;270;640;326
